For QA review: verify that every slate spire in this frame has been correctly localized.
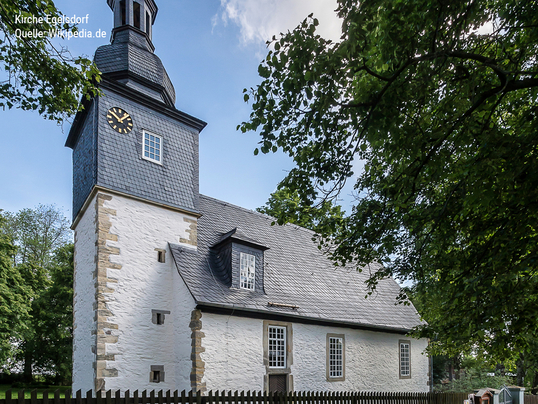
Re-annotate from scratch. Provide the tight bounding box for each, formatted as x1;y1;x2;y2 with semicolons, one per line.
95;0;176;106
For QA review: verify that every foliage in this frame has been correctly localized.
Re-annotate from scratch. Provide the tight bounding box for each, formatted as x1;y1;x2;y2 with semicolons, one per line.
241;0;538;361
435;356;513;393
0;0;100;121
2;204;71;268
30;244;74;385
0;205;72;383
257;187;344;234
431;355;451;386
0;212;31;367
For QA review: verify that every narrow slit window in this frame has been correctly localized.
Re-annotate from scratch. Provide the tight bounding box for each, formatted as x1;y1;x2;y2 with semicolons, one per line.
146;12;151;35
155;313;162;324
157;249;165;263
142;131;163;164
268;326;286;368
239;252;255;290
120;0;126;25
152;370;160;383
133;2;141;29
400;341;411;378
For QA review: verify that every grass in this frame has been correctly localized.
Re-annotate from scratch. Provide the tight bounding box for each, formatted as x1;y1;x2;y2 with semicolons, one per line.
0;385;71;399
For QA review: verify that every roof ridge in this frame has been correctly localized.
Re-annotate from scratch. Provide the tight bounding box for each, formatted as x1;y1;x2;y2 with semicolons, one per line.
199;193;317;236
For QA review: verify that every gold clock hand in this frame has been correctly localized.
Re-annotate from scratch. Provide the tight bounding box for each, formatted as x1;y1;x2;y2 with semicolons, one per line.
118;113;129;123
110;110;121;121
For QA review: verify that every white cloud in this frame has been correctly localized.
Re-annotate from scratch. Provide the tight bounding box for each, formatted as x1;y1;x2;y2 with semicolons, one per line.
215;0;342;46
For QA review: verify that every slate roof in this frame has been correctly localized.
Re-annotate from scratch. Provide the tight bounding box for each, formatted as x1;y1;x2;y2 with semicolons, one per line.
94;28;176;106
170;195;424;333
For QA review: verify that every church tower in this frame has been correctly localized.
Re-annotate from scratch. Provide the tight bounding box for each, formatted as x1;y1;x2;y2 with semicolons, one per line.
66;0;206;392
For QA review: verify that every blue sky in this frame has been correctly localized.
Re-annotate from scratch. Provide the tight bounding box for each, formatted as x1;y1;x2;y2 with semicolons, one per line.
1;0;345;219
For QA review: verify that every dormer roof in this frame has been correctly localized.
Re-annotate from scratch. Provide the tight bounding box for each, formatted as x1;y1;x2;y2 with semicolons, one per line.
212;227;269;251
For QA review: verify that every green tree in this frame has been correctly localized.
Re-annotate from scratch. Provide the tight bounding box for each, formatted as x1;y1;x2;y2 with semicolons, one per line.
0;212;31;367
0;205;72;382
435;356;513;393
0;0;100;121
257;187;344;235
241;0;538;361
31;244;74;384
3;204;71;267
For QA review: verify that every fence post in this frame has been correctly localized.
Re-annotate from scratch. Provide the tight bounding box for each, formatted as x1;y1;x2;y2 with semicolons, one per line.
30;389;38;404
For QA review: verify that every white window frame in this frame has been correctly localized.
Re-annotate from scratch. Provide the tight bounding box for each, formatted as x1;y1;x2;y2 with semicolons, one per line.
399;340;411;378
268;325;286;368
326;334;345;381
239;252;255;290
142;130;163;165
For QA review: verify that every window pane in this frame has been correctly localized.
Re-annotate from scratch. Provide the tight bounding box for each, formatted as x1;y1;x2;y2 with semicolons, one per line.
268;326;286;368
329;337;343;378
240;252;255;290
143;132;163;164
400;342;410;376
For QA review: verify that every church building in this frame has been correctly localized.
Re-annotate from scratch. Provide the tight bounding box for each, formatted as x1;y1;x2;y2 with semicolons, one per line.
66;0;430;394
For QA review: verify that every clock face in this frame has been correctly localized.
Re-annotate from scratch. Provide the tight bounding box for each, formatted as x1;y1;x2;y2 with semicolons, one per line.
107;107;133;134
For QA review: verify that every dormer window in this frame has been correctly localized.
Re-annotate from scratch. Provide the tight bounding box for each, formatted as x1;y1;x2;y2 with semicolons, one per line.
210;228;268;292
240;252;255;290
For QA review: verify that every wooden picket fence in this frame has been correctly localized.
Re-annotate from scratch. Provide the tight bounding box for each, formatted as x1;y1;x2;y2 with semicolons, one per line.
525;395;538;404
0;390;469;404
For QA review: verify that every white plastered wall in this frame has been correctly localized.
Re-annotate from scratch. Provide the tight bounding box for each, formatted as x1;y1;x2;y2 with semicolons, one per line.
104;192;197;392
74;191;197;392
72;197;98;393
201;313;429;392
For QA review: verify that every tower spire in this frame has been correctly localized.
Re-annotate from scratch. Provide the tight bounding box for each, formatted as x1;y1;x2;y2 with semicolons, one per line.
92;0;175;106
107;0;158;49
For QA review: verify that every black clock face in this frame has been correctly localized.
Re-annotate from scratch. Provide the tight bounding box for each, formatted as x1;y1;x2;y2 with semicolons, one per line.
107;107;133;134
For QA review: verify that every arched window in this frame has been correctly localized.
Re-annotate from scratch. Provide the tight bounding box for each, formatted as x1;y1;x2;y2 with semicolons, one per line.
133;2;141;29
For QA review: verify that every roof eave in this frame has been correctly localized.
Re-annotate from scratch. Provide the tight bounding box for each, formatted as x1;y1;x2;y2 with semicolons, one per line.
196;301;416;335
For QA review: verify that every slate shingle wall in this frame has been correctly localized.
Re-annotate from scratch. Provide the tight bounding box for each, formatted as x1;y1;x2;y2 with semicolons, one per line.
72;100;98;219
95;88;200;213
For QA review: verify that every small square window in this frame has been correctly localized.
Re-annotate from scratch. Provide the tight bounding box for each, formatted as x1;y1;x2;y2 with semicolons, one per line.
152;309;170;325
150;365;164;383
142;131;162;164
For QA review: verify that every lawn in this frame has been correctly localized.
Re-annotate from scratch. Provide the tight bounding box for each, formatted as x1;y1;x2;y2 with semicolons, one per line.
0;385;71;399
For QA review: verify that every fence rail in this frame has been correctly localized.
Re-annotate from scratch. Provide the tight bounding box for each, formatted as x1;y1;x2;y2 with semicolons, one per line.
1;390;469;404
